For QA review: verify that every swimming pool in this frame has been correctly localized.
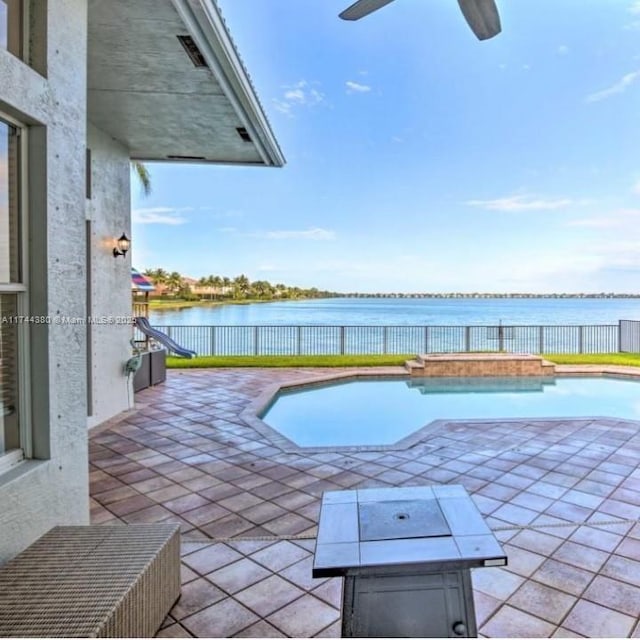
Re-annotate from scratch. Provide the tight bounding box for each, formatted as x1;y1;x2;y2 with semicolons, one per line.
261;376;640;447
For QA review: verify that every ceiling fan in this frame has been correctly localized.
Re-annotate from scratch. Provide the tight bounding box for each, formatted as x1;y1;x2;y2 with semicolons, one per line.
339;0;502;41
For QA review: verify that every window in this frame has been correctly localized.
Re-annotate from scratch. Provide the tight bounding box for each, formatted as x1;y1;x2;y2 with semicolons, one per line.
0;115;26;462
0;119;20;284
0;0;22;59
0;1;47;75
0;295;18;453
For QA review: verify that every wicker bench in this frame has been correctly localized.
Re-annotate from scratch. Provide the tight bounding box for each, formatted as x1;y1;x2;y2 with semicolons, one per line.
0;524;180;637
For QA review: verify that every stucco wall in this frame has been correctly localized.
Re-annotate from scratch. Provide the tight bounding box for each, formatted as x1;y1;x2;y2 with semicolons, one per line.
0;0;90;563
86;123;133;430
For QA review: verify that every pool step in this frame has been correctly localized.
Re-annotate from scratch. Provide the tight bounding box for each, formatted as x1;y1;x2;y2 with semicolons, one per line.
405;353;557;377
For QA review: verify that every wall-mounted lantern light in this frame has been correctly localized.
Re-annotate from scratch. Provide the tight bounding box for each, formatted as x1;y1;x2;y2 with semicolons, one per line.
113;233;130;258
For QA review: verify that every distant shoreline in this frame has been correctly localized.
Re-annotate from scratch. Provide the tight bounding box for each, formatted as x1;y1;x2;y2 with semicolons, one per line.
147;292;640;311
148;298;280;311
335;293;640;299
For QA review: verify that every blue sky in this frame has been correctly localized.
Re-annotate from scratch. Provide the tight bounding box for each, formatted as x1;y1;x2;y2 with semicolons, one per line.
132;0;640;293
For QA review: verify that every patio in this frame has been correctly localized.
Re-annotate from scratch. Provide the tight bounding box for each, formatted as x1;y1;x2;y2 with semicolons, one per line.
89;367;640;638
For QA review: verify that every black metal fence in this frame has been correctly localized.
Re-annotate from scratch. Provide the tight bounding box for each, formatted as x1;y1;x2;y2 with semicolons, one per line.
144;323;629;356
619;319;640;353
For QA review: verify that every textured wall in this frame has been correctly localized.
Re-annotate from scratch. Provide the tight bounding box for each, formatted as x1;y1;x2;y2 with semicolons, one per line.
86;123;133;429
0;0;90;563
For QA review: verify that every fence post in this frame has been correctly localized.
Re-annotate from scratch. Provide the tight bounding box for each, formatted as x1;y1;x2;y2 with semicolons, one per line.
578;326;584;354
297;326;302;355
210;326;216;356
464;326;470;352
498;324;504;352
424;326;429;354
383;326;388;354
538;326;544;354
340;326;345;355
254;326;259;356
618;320;623;353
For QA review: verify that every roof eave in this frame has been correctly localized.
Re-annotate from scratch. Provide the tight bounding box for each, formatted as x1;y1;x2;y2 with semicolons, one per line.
170;0;285;168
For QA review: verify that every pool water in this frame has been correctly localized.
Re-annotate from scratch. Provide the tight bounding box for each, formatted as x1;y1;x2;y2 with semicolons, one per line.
261;376;640;447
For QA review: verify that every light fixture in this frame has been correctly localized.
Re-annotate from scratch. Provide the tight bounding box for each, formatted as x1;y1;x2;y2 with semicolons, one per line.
113;233;130;258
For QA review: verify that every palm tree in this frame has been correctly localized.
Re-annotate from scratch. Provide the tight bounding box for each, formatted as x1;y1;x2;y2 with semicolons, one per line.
232;274;251;300
221;276;231;298
143;268;168;286
251;280;273;299
166;271;183;296
274;283;288;299
131;161;151;196
197;276;209;300
210;275;223;300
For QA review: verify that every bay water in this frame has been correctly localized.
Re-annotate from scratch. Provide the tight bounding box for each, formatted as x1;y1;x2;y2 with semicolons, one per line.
150;297;640;327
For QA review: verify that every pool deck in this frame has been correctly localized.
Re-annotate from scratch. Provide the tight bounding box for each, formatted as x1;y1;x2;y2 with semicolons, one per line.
90;366;640;638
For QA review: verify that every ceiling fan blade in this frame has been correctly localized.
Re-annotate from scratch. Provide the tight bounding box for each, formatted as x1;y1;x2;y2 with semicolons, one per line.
339;0;397;21
457;0;501;40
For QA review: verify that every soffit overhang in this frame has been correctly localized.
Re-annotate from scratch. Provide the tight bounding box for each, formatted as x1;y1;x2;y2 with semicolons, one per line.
87;0;284;166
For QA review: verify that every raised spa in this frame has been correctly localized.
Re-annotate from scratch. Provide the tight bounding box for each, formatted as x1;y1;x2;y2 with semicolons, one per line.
260;376;640;447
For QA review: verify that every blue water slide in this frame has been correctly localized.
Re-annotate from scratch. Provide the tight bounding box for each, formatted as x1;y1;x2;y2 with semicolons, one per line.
134;317;197;359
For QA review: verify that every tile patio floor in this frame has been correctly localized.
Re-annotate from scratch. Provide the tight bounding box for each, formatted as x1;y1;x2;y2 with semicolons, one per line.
89;368;640;638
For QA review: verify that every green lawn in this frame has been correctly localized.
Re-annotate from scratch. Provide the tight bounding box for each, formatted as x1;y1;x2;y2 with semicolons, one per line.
148;299;221;310
166;352;640;369
166;354;412;368
148;298;280;310
543;353;640;367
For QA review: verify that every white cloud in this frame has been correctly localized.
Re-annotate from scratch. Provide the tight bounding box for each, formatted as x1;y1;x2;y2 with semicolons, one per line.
490;241;640;291
218;226;334;241
132;207;189;225
465;195;573;212
258;227;336;241
566;218;618;229
585;239;640;273
557;45;569;55
346;80;372;94
272;101;293;116
273;80;325;116
284;89;306;103
567;208;640;229
625;1;640;28
198;207;243;219
277;254;443;285
586;70;640;103
503;252;605;282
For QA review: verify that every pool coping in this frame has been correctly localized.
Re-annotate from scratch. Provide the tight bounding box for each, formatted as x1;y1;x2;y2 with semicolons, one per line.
239;364;640;454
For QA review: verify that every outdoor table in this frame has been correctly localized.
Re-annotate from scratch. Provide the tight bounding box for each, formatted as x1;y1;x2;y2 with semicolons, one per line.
313;485;507;638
